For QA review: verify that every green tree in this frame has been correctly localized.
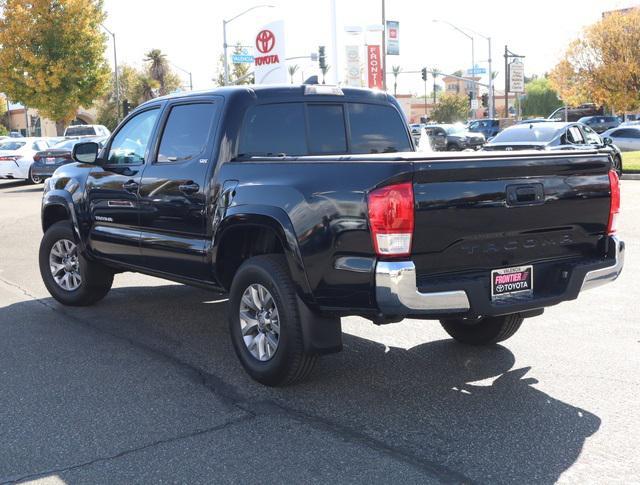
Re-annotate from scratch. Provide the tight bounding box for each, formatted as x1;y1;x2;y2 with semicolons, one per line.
215;43;253;86
521;77;562;117
143;49;181;96
0;0;111;134
431;92;469;123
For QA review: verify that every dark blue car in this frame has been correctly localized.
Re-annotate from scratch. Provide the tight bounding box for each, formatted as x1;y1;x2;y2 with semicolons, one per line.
31;137;107;180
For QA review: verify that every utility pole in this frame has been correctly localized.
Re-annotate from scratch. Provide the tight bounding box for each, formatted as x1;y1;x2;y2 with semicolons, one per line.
487;36;493;118
433;70;437;105
381;0;387;91
102;25;119;123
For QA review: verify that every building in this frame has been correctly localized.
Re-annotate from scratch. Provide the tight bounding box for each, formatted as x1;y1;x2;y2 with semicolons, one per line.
2;98;96;137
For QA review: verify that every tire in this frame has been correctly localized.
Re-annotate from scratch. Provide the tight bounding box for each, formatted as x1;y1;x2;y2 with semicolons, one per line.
39;221;114;306
228;254;317;386
28;167;43;185
440;313;524;346
613;155;622;177
447;144;459;151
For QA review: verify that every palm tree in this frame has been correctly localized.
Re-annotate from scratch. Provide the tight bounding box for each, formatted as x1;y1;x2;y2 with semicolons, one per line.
144;49;169;95
135;74;159;103
391;66;402;96
288;64;300;84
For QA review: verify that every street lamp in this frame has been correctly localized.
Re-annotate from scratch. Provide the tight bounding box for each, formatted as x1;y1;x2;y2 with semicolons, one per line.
433;19;475;115
101;24;119;123
170;62;193;91
223;5;275;85
460;27;494;119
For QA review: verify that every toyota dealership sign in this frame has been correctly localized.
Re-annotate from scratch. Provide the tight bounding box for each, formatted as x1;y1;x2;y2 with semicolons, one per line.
254;21;287;84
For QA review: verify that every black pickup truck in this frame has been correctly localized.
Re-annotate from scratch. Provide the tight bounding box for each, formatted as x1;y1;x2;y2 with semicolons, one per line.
39;85;624;386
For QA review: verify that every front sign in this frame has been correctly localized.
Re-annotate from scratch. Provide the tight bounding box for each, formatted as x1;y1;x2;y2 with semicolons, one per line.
254;21;287;84
386;20;399;55
367;45;383;89
345;45;361;87
509;61;525;93
232;48;254;64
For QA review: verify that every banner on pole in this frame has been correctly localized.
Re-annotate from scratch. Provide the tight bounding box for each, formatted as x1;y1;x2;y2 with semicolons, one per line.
386;21;399;55
367;45;383;89
345;45;361;87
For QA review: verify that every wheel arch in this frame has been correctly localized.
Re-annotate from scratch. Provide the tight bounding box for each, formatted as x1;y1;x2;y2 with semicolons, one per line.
42;193;82;244
213;207;314;304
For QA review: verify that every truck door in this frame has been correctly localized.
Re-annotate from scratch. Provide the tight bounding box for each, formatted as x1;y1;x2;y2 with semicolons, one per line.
86;107;161;266
137;99;220;279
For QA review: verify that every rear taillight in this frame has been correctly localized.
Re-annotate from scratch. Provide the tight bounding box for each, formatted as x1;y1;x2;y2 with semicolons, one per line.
0;156;18;162
607;170;620;235
367;182;414;257
33;154;42;162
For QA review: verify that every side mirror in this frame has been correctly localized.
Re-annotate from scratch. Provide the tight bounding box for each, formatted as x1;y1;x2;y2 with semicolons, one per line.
72;142;100;164
603;137;613;146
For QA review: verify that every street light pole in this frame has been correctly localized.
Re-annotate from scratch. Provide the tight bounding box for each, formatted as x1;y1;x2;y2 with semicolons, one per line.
433;19;474;116
381;0;387;91
102;24;119;123
171;62;194;90
222;5;275;86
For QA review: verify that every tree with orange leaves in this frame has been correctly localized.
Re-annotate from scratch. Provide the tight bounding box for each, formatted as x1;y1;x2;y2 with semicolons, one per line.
549;9;640;112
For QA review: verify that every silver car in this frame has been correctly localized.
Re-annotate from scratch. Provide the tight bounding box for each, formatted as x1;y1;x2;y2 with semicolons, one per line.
601;125;640;151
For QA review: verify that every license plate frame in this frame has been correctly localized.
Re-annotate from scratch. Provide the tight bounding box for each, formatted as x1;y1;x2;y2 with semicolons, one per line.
491;265;533;300
45;157;56;165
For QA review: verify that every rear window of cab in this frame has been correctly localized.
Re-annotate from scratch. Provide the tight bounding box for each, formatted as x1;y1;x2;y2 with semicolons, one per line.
238;102;411;157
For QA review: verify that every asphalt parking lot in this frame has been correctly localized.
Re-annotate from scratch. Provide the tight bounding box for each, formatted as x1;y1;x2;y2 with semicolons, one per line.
0;178;638;484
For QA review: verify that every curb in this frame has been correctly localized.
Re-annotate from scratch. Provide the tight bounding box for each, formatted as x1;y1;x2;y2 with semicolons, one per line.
622;173;640;180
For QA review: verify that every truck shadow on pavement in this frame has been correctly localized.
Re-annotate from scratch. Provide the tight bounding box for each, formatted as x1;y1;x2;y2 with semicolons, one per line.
2;283;601;483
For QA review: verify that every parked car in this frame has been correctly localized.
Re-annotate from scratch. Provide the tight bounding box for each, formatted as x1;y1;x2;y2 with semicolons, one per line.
517;118;550;124
409;123;423;144
483;121;623;174
0;137;51;183
440;123;485;150
601;125;640;152
467;119;501;139
548;104;604;122
39;85;623;386
577;116;620;134
423;125;448;151
31;136;108;180
63;124;111;138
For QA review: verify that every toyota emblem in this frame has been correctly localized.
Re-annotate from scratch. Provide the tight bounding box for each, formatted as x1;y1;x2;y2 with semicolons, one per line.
256;29;275;54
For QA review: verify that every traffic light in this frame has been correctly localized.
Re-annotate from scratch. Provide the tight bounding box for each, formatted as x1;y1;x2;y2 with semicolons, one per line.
468;92;473;103
318;46;326;71
122;99;131;117
481;93;489;108
421;67;427;81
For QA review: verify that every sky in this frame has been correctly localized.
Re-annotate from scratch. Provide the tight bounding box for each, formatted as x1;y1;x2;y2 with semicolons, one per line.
101;0;639;95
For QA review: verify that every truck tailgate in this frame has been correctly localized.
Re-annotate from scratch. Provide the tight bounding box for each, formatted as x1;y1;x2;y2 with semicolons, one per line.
411;151;612;278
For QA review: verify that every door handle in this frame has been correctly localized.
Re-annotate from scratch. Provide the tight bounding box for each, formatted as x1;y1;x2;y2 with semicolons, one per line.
122;180;139;193
178;182;200;194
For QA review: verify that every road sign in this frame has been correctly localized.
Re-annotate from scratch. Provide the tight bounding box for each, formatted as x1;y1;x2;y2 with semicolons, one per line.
466;66;487;76
509;61;525;93
232;54;254;63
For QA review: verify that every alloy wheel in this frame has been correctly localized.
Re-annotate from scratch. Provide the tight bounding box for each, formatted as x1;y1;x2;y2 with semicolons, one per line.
49;239;82;291
239;283;280;361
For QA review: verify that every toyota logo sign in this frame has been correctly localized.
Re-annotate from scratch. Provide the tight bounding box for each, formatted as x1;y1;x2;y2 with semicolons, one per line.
256;29;275;54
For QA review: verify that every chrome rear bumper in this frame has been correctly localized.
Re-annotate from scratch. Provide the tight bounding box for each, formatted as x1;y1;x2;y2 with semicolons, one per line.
375;236;624;317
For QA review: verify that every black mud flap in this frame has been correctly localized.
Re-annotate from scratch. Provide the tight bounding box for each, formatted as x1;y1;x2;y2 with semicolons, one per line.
296;295;342;355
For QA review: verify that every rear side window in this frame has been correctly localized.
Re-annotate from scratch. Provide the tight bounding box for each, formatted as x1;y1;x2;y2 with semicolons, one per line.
239;104;307;156
157;103;217;162
348;103;411;153
307;104;347;154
